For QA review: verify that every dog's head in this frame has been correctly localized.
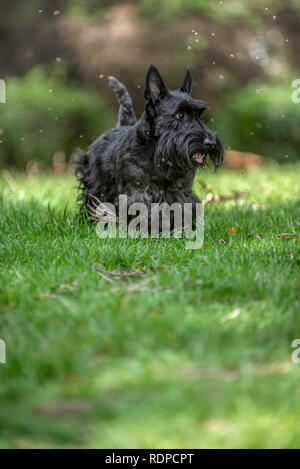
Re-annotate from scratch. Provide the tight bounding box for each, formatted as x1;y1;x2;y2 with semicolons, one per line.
144;65;224;176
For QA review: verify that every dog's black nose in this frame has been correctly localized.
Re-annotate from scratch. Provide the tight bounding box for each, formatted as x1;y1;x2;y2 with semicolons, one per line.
204;134;216;147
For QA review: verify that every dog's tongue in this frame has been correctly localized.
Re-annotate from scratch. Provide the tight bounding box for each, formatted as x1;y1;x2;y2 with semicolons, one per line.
193;152;205;164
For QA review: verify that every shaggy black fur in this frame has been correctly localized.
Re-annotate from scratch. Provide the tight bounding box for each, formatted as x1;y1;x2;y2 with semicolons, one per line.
75;65;224;226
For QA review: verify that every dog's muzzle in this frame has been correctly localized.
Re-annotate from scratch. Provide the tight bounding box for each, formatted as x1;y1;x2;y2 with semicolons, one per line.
192;150;206;166
190;134;223;169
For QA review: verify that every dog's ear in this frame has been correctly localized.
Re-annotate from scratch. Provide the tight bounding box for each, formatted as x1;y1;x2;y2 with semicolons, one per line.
179;67;192;94
145;65;168;102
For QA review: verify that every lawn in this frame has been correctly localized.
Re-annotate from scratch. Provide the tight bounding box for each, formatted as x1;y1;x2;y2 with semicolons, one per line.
0;163;299;448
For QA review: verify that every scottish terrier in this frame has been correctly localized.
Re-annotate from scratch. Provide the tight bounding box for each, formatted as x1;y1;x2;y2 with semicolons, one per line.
75;65;224;230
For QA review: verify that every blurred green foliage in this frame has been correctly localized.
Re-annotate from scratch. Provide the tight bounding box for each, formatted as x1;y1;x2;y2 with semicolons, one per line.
66;0;294;24
0;0;299;169
215;80;300;161
0;68;113;168
140;0;269;22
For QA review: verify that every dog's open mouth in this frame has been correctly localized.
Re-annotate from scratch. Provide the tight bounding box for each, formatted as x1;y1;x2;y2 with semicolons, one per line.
192;151;206;166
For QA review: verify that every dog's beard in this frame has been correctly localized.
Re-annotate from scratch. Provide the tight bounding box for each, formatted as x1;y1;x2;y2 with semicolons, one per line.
154;131;224;179
154;132;192;179
209;135;224;169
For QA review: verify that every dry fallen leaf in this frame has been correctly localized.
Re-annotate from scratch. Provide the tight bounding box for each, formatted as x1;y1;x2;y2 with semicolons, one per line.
228;227;237;236
256;359;292;375
220;308;241;323
40;280;79;299
204;190;248;204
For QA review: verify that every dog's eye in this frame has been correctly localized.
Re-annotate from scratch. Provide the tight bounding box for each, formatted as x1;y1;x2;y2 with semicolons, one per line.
176;112;185;120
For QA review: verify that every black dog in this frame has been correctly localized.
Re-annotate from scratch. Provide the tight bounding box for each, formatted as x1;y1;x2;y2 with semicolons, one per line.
75;65;224;229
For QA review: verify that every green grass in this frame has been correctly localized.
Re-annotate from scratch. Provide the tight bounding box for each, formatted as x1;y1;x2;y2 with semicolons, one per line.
0;164;299;448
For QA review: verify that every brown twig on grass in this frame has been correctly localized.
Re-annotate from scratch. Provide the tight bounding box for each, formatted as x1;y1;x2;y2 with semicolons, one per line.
277;233;300;239
96;267;146;282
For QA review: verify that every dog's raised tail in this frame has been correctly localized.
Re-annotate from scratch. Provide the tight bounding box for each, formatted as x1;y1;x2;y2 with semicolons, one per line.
108;76;136;127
